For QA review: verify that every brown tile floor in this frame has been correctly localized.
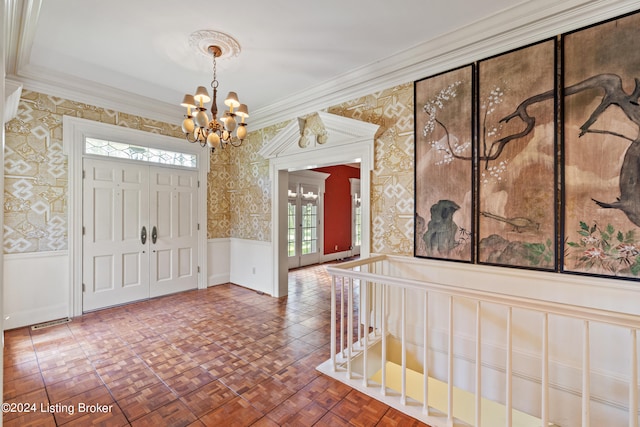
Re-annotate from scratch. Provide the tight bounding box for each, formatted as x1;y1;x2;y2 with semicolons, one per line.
3;263;430;426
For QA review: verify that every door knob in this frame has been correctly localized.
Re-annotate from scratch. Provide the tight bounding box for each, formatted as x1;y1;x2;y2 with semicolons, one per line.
141;226;147;244
152;226;158;244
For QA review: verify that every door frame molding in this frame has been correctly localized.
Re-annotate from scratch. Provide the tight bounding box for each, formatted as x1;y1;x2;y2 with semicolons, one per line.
63;116;209;316
259;112;379;297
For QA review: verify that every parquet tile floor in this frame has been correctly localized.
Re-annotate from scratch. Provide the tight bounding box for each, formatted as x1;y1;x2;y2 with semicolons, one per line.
3;263;430;426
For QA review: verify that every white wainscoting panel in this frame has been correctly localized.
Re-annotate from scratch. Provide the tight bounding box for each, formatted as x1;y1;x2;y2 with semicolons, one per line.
207;238;230;286
229;238;274;295
4;251;69;330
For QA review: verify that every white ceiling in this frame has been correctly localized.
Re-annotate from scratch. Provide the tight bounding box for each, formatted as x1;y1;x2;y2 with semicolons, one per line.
6;0;640;129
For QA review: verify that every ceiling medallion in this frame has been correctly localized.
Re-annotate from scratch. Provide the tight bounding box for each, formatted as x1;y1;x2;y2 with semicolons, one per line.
188;30;241;59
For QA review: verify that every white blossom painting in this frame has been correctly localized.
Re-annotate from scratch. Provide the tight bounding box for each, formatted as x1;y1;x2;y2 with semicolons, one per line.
475;39;557;270
415;65;474;262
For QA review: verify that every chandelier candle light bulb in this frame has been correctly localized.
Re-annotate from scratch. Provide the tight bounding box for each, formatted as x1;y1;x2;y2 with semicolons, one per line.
180;31;248;153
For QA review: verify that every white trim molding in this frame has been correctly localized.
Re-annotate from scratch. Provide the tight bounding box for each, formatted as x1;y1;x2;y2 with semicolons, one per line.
249;0;640;129
261;111;379;297
10;1;640;131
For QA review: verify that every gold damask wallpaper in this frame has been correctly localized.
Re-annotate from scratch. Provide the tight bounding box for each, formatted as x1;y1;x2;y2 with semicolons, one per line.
224;83;414;255
227;124;283;241
207;145;231;239
4;83;416;256
230;82;415;255
3;90;184;253
329;83;415;255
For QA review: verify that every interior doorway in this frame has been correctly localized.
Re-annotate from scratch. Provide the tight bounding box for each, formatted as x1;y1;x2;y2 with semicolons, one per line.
293;164;361;268
259;111;379;297
272;154;372;297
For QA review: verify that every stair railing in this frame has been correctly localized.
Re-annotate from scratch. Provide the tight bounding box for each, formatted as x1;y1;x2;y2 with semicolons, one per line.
325;254;640;427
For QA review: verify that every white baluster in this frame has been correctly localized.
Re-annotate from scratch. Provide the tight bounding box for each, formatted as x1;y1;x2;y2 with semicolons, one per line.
448;295;454;426
424;291;430;415
340;276;345;358
347;277;354;379
381;283;387;396
331;276;337;371
401;287;407;405
542;313;549;427
363;281;370;388
373;281;378;336
582;320;590;427
506;307;512;427
357;280;363;347
630;328;638;427
476;301;482;427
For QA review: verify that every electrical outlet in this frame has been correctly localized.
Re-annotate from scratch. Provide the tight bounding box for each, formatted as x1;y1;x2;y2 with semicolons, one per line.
334;245;338;251
252;267;256;274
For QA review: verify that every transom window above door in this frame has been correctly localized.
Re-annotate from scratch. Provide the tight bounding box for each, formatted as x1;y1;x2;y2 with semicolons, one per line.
85;137;197;168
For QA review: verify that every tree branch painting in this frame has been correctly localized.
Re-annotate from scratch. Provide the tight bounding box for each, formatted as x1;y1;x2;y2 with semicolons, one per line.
414;9;640;280
477;39;556;270
563;11;640;279
415;66;473;262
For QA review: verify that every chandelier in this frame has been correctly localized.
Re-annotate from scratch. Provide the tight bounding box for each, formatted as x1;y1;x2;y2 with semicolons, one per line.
180;31;248;153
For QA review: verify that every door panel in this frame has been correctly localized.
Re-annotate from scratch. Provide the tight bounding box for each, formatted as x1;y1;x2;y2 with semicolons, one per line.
93;255;113;291
83;159;150;311
123;188;142;240
122;252;141;286
149;166;198;297
178;248;193;277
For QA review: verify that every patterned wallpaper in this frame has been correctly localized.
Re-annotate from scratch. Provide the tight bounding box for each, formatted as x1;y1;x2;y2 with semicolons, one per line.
228;126;276;241
329;84;415;256
207;146;231;239
4;84;416;256
230;83;415;255
3;90;183;253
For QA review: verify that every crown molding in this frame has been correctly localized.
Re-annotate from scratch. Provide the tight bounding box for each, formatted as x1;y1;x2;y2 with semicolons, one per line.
7;0;640;131
5;0;40;75
248;0;640;130
6;0;182;125
13;63;182;125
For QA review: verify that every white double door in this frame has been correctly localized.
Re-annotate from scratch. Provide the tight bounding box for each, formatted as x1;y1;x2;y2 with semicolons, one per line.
82;158;198;312
287;183;321;269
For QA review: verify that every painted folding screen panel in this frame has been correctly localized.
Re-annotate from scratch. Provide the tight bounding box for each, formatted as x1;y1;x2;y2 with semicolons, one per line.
414;65;473;262
477;39;557;269
563;12;640;279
